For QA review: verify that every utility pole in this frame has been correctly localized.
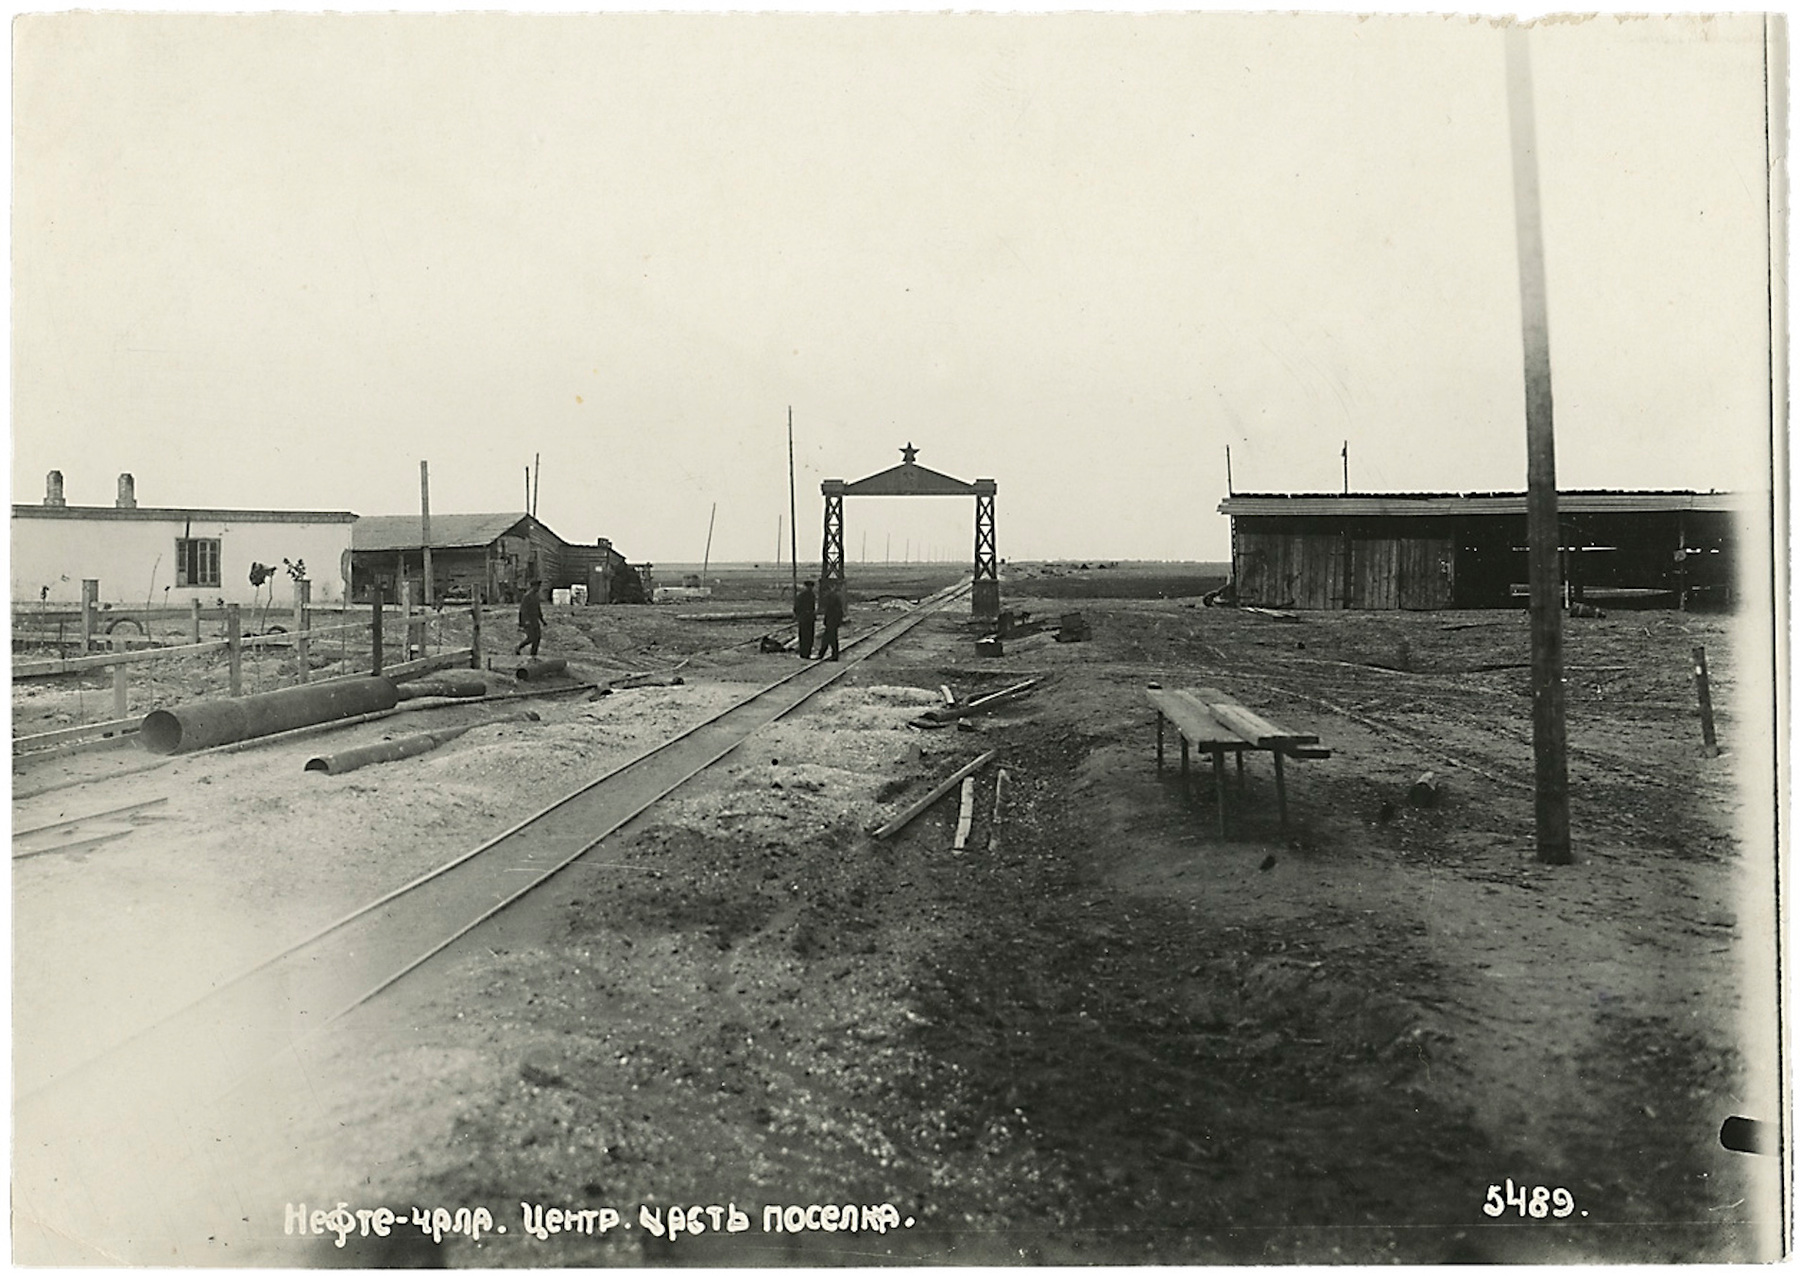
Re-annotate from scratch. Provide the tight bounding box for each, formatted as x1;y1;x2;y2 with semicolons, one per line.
420;460;434;606
702;502;716;592
776;514;783;566
532;452;541;519
1225;444;1234;496
787;408;799;601
1506;23;1572;865
1341;441;1349;495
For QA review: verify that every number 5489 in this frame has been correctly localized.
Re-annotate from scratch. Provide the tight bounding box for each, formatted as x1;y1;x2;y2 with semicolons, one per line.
1484;1179;1576;1219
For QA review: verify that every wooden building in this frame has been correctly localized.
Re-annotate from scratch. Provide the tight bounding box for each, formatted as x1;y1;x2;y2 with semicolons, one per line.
350;513;566;604
1217;490;1739;611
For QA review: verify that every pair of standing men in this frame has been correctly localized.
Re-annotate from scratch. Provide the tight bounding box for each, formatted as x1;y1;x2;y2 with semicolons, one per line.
792;580;842;661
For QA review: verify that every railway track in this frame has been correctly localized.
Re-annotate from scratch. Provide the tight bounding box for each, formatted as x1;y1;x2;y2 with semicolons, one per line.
15;583;969;1261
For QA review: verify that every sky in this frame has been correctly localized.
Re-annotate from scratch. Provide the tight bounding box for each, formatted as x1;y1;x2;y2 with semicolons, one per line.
10;12;1778;563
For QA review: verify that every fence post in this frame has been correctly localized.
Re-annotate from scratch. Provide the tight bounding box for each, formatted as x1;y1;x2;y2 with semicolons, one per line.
1693;645;1719;756
226;603;242;696
190;597;202;644
113;663;128;719
400;579;419;662
80;579;98;653
296;580;312;684
470;590;483;669
372;591;385;676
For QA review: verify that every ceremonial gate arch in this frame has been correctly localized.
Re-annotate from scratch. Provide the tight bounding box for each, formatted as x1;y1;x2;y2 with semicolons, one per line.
821;444;999;618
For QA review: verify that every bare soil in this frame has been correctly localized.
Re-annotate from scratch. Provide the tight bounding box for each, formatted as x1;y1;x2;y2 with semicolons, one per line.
10;564;1781;1265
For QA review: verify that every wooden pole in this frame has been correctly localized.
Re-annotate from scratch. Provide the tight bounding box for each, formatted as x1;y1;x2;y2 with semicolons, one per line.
776;513;783;566
788;408;799;601
532;451;541;518
113;663;128;719
1693;645;1720;755
470;590;483;669
80;579;98;653
524;466;531;514
226;603;243;696
190;597;202;644
400;578;414;661
702;502;717;592
1225;444;1234;496
296;579;312;684
420;460;434;607
371;590;385;676
1341;441;1349;494
1506;23;1572;865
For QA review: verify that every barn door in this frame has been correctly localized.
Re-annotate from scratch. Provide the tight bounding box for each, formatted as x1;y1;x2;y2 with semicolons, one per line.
1348;538;1399;609
1399;538;1455;609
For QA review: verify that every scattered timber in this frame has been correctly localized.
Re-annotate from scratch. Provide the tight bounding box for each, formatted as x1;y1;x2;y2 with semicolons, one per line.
918;677;1042;725
872;749;999;841
677;610;794;623
952;777;976;850
989;768;1011;853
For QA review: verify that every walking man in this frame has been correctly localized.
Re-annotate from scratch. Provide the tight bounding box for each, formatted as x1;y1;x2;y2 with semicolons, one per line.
516;580;544;656
818;581;843;661
793;580;816;659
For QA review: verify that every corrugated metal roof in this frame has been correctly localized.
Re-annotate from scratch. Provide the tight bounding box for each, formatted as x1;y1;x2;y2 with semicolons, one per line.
1217;490;1746;518
352;512;546;552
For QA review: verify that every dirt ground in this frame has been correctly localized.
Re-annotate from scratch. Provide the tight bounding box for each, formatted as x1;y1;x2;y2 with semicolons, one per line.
10;564;1784;1265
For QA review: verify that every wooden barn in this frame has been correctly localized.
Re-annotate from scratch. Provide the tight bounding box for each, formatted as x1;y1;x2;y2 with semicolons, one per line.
350;513;566;604
1217;490;1739;611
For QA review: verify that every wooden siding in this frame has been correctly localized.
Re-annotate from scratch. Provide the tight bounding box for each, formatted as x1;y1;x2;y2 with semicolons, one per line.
1237;531;1345;609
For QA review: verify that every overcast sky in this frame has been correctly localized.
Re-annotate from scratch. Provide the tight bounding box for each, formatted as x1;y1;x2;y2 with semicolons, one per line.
11;13;1776;562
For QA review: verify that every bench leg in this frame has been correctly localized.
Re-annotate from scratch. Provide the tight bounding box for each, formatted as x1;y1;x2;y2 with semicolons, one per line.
1156;712;1164;769
1274;751;1289;832
1212;747;1228;838
1180;737;1190;806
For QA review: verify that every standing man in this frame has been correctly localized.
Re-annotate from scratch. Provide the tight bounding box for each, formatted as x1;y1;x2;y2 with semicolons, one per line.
516;579;545;656
818;581;843;662
793;580;816;659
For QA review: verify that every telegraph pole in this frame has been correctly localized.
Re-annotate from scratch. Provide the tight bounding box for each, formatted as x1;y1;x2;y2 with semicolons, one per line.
420;460;434;606
1506;23;1572;864
787;409;799;600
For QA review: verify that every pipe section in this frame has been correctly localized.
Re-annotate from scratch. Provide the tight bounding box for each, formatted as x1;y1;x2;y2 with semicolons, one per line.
516;657;569;681
140;677;399;755
303;712;539;775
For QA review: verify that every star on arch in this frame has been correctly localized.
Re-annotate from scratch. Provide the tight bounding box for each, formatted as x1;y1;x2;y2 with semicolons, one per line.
900;442;919;464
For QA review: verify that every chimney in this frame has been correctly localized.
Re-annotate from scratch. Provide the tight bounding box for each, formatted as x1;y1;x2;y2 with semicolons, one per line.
44;470;65;507
116;473;136;509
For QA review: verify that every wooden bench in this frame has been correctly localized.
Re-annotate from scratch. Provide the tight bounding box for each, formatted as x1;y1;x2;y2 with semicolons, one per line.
1147;685;1331;835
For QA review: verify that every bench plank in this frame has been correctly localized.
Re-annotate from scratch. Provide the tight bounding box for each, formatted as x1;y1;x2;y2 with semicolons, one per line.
1193;686;1320;748
1148;689;1251;750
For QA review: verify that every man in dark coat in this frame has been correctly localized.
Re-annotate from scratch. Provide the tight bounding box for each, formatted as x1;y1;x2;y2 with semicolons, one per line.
818;582;843;661
793;581;816;659
516;581;545;656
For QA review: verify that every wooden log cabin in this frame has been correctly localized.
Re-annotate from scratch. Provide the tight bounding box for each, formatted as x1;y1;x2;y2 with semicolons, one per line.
1217;490;1740;611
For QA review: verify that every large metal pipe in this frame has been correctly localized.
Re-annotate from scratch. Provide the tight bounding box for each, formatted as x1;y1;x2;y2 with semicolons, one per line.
140;677;399;755
516;657;568;681
394;672;488;701
303;712;539;775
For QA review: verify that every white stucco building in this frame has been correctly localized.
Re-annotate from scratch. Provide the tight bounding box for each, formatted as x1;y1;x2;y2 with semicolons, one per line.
12;471;357;606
